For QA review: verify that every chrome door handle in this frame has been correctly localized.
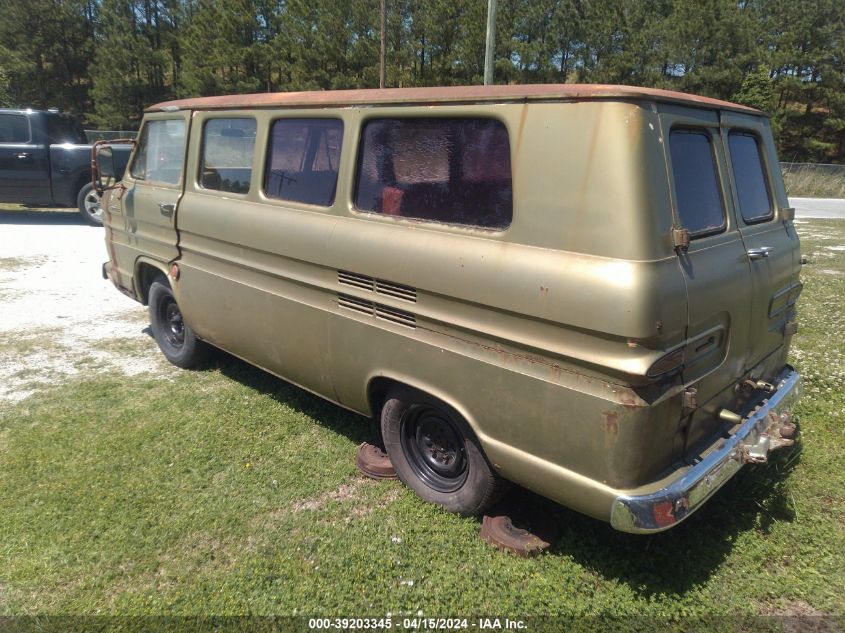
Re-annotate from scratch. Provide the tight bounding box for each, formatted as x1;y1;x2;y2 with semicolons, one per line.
14;152;32;159
747;247;773;260
158;202;175;217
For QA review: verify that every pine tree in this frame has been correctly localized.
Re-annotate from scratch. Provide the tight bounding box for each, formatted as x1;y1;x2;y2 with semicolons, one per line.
732;66;775;112
0;66;13;107
0;0;95;114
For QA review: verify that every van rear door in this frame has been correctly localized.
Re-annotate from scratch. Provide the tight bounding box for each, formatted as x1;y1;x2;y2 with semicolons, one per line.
659;106;756;396
719;112;801;371
658;105;755;450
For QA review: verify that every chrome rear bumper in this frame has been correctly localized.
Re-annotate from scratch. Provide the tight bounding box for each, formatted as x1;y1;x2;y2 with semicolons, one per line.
610;367;801;533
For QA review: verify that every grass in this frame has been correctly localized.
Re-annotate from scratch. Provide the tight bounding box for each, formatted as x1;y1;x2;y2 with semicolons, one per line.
0;221;844;623
782;168;845;199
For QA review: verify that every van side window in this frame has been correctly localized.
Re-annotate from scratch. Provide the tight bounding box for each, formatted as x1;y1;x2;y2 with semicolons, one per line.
354;118;513;230
129;119;186;186
200;118;256;194
0;114;30;143
728;132;773;223
668;129;725;236
264;119;343;207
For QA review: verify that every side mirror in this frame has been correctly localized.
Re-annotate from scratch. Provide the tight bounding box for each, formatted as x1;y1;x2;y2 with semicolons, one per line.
91;139;134;194
96;146;116;192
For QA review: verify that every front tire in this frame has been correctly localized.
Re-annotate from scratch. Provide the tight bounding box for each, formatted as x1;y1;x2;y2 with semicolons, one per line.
148;276;210;368
77;182;103;226
381;387;507;515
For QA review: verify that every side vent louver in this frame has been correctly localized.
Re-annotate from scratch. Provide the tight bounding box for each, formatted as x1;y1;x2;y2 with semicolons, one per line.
337;293;374;317
338;271;417;303
337;294;416;329
338;270;375;292
337;270;417;328
375;304;416;328
375;280;417;303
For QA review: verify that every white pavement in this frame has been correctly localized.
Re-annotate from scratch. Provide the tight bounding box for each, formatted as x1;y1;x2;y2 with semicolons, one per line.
790;197;845;220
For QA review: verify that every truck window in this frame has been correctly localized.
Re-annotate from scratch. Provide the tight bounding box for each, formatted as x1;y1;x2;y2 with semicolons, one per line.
46;115;87;144
264;119;343;207
0;114;30;143
200;118;257;194
728;131;773;224
668;129;726;237
129;119;186;186
354;118;512;229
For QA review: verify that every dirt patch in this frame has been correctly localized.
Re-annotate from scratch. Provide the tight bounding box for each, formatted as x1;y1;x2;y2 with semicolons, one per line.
291;478;374;512
758;600;841;632
284;476;401;519
349;487;402;518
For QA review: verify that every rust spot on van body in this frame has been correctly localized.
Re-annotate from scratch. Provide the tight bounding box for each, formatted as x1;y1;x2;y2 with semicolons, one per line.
513;103;529;167
619;393;641;410
610;384;646;410
604;411;620;436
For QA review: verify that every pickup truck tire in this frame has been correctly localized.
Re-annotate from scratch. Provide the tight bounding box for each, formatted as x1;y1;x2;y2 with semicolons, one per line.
148;277;211;368
381;386;507;516
77;182;103;226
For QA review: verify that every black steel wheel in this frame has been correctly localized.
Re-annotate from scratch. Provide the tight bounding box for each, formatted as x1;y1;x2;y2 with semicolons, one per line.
400;404;469;493
159;294;185;348
148;276;211;368
381;386;508;515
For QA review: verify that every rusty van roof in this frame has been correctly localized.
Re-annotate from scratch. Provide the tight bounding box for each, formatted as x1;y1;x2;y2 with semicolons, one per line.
147;84;762;115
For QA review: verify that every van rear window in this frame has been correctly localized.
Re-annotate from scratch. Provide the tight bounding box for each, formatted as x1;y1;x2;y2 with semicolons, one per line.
669;129;726;236
264;119;343;207
728;132;773;223
354;118;512;230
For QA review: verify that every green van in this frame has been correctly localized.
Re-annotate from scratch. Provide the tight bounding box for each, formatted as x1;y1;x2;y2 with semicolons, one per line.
97;84;802;533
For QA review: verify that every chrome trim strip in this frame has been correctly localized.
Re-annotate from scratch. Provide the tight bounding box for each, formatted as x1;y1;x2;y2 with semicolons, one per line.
610;367;801;533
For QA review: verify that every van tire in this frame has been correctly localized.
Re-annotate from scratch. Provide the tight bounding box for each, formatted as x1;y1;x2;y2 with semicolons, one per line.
148;276;211;368
77;182;103;226
381;387;506;516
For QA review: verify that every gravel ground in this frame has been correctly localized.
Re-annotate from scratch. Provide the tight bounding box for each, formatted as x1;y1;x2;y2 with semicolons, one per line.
0;211;174;403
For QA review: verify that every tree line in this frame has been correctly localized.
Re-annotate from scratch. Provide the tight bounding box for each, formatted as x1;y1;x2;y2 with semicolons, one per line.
0;0;843;163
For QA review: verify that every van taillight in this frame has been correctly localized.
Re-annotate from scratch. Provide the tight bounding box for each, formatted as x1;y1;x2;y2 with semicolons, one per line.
646;348;684;379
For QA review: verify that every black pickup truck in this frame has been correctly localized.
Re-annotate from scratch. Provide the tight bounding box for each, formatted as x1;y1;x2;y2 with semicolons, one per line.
0;108;131;225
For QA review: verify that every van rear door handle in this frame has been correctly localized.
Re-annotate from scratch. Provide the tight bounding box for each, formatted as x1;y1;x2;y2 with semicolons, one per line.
747;247;774;260
158;202;175;217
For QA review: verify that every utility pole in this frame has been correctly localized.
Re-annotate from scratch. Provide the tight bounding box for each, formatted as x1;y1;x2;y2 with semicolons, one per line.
483;0;497;85
379;0;386;89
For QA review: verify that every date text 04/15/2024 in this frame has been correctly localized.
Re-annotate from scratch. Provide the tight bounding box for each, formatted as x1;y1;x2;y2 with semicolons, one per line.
307;617;527;630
